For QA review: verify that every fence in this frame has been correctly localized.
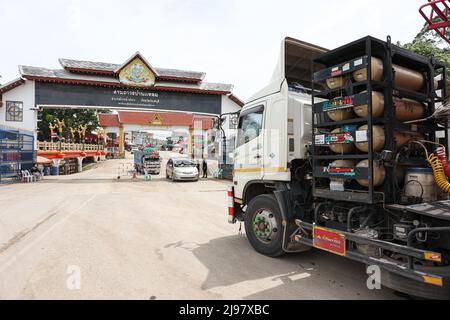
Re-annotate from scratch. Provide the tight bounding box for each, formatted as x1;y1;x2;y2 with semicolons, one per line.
37;141;100;151
0;125;35;184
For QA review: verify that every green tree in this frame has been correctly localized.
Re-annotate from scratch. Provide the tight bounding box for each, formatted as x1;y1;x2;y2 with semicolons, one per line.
400;23;450;77
38;109;109;142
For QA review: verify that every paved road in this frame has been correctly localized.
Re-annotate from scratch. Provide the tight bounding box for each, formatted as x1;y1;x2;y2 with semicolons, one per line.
0;152;401;299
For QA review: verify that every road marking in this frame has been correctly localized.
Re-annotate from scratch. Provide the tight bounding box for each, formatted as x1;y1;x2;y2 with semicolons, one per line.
0;194;96;273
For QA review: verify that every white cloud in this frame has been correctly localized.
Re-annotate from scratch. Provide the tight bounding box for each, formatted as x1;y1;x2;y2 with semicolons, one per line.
0;0;431;101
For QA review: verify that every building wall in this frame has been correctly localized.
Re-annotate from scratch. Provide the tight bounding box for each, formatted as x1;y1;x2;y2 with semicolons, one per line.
0;80;37;146
103;126;120;135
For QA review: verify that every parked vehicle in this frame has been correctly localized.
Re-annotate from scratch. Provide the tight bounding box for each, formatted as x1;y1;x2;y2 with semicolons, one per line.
226;36;450;299
134;148;161;175
131;146;139;154
166;158;199;182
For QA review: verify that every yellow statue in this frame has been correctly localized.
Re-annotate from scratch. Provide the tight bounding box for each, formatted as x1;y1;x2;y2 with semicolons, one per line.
79;124;87;141
55;119;65;134
49;123;56;134
96;128;104;140
70;127;78;142
49;123;57;142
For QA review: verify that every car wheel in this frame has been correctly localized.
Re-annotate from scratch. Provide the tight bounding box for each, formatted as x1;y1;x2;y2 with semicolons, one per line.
244;194;285;258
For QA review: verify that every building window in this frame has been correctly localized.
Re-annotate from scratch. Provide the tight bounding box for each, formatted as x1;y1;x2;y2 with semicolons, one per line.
5;101;23;122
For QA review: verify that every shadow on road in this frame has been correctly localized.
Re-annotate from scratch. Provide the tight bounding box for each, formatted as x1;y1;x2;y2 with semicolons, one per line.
164;234;400;300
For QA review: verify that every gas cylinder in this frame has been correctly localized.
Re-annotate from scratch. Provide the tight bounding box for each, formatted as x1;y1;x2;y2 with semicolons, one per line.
353;92;425;122
330;160;355;183
329;160;355;191
353;91;385;118
353;57;384;83
327;108;354;122
329;128;355;154
353;57;424;92
393;131;424;150
326;77;345;89
356;160;386;188
355;125;385;152
394;97;426;122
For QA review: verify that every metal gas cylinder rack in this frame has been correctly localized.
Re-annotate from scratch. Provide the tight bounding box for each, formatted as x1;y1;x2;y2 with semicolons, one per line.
310;36;447;205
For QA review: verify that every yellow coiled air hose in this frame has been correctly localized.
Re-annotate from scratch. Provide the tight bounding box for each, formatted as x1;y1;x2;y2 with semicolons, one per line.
411;141;450;194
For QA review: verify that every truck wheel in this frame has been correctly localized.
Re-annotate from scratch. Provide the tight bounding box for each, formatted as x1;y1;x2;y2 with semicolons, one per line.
244;194;285;257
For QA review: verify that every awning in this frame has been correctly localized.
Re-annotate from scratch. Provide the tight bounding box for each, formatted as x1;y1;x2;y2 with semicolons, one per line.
36;156;52;164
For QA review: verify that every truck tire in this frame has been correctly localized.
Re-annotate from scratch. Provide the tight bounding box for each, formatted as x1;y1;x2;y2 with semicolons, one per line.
244;194;285;258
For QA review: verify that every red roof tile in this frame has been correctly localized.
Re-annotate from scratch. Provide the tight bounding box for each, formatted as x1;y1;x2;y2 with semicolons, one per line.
98;114;120;127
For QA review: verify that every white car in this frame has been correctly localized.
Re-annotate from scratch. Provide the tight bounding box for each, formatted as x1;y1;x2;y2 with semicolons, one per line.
166;158;199;182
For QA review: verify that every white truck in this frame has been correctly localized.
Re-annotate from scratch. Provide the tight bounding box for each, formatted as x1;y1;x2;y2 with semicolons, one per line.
227;36;450;299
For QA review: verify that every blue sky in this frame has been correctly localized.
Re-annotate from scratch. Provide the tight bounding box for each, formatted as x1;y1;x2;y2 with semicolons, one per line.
0;0;430;101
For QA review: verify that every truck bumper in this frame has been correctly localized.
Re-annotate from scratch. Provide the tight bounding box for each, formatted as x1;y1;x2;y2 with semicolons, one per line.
380;263;450;300
294;220;450;299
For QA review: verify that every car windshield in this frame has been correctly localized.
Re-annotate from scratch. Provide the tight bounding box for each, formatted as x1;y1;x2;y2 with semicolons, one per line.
173;160;195;167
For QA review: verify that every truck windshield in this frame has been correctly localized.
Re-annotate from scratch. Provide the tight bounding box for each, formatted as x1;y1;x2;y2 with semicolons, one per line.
174;160;195;167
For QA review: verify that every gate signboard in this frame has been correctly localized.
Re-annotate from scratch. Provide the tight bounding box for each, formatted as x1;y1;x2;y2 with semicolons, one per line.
35;82;222;115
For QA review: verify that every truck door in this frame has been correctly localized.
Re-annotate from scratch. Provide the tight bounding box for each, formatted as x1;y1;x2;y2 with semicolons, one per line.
233;104;265;198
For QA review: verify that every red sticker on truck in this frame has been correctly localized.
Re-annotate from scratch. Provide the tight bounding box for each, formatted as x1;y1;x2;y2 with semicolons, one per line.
313;226;346;256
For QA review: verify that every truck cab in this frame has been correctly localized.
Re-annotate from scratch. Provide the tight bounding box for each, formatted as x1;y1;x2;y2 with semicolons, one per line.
233;38;326;204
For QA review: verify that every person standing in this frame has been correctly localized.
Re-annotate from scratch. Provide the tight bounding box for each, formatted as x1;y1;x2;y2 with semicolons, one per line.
202;158;208;178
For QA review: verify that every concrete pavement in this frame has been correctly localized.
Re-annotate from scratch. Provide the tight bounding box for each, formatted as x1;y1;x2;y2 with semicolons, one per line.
0;152;401;299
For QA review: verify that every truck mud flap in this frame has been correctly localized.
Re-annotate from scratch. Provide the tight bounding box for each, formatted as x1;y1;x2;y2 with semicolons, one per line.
274;189;310;253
